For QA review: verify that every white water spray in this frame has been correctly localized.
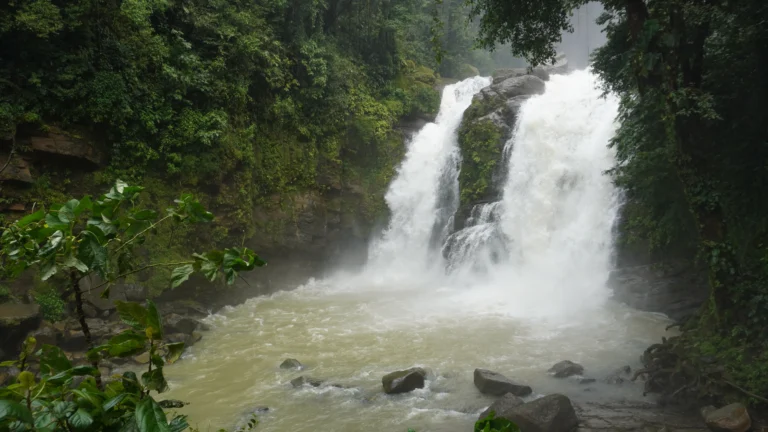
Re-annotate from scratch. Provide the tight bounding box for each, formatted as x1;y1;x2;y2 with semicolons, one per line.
372;70;620;317
367;77;491;276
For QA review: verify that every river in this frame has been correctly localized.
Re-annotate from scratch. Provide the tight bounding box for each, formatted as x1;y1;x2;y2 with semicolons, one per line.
161;70;673;431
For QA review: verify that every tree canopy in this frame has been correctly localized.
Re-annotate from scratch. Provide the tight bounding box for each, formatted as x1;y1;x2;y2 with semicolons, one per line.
467;0;768;405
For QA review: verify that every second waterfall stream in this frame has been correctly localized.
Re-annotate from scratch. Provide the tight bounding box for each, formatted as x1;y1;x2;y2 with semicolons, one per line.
160;70;671;432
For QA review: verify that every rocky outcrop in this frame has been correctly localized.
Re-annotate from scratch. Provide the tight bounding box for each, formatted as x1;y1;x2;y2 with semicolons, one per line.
478;393;525;420
0;304;41;358
290;376;324;388
549;360;585;378
704;403;751;432
27;127;103;167
603;365;632;385
474;368;532;397
454;63;555;229
609;261;708;322
495;394;578;432
382;367;427;394
280;358;303;370
0;155;33;184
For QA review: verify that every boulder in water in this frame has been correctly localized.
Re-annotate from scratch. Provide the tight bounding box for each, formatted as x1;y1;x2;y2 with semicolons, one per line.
478;393;525;421
503;394;578;432
704;403;751;432
493;75;546;100
603;365;632;384
382;367;427;394
164;314;205;335
290;376;324;388
280;358;303;370
474;368;532;397
548;360;584;378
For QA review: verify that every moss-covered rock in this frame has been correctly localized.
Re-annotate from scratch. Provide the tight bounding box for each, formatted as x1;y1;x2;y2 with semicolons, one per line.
455;71;546;226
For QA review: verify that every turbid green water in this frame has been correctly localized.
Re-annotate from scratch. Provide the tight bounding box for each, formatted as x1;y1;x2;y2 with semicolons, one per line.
160;278;670;432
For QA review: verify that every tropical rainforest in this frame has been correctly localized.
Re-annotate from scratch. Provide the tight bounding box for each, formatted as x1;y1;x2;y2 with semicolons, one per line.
2;0;768;429
467;0;768;406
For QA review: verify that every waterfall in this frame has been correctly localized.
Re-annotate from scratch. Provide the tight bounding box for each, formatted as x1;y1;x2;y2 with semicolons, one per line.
367;76;491;275
368;69;619;316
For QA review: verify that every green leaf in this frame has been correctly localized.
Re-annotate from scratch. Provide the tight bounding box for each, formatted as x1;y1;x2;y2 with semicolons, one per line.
45;213;68;230
39;230;64;256
60;199;79;222
0;400;33;425
170;265;194;289
133;209;158;221
135;397;170;432
38;345;72;375
142;368;169;393
68;408;94;430
164;342;185;364
87;218;116;237
17;210;45;228
74;196;93;216
146;300;163;340
77;230;108;277
115;301;148;329
51;400;77;419
122;371;142;395
106;331;148;357
103;393;129;412
63;254;89;273
40;259;58;281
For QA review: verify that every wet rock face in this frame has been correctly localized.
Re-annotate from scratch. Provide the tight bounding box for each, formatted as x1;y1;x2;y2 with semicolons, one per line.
608;261;708;322
704;403;751;432
290;376;324;388
478;393;526;421
503;394;579;432
382;367;427;394
280;358;302;370
473;368;532;397
549;360;585;378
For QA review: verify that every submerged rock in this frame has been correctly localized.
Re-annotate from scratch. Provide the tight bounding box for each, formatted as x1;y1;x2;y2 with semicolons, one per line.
382;367;426;394
280;358;303;370
704;403;751;432
290;376;324;388
603;365;632;384
474;368;532;397
504;394;578;432
478;393;525;420
159;400;188;408
548;360;584;378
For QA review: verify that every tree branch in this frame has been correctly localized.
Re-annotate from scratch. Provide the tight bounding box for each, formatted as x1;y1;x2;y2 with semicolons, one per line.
83;261;194;295
0;133;17;178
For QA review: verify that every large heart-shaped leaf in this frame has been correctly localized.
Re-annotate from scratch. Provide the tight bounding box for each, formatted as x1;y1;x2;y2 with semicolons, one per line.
135;397;170;432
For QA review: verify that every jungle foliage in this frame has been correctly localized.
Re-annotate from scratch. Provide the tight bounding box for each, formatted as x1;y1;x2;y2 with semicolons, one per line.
468;0;768;406
0;0;506;233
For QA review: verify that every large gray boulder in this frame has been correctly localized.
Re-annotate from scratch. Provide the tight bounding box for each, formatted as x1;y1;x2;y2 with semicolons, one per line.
280;358;303;370
548;360;584;378
503;394;578;432
704;403;751;432
478;393;525;421
382;367;427;394
290;376;324;388
493;75;546;100
474;369;532;397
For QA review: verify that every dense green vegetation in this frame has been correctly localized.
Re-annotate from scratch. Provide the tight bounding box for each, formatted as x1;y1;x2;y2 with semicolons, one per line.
0;182;262;431
0;0;523;295
0;0;510;230
468;0;768;406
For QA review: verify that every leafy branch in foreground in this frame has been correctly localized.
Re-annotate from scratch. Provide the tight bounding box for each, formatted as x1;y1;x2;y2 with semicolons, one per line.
0;180;266;379
0;301;192;431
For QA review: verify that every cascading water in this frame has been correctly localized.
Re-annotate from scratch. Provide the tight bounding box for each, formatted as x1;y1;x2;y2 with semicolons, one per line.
444;70;622;317
367;77;491;276
160;71;672;432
